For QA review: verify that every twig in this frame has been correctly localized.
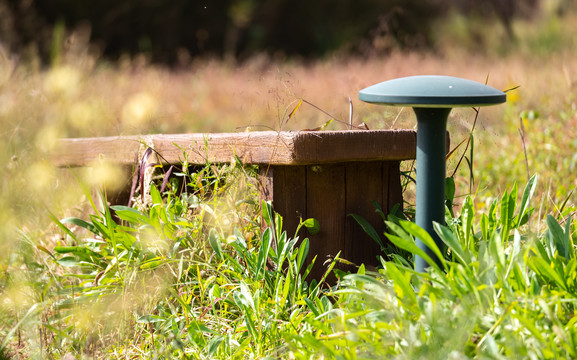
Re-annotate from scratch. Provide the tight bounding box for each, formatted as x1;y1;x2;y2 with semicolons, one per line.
348;96;353;130
451;107;480;178
518;116;530;182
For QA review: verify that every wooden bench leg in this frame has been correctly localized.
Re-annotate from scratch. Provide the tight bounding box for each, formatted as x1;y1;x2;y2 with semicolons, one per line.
261;161;403;282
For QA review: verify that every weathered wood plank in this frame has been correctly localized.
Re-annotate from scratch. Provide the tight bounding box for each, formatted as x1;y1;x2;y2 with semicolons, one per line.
344;161;386;270
386;161;404;214
306;164;346;280
271;166;308;239
53;130;418;167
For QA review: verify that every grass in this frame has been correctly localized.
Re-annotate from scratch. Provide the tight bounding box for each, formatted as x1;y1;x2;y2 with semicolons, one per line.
2;7;577;359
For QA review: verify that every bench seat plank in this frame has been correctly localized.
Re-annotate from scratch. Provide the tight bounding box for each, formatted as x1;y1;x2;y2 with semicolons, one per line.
53;130;417;167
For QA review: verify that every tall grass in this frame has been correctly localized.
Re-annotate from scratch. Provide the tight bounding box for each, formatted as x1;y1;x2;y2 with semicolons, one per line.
2;7;577;359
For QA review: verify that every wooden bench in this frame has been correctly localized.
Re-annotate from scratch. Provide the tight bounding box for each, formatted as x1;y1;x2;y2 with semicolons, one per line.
54;130;421;279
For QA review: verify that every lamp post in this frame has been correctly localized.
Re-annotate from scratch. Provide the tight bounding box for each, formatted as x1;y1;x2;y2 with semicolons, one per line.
359;75;506;272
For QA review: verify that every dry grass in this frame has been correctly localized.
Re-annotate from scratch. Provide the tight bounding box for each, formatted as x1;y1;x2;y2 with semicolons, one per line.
0;4;575;267
2;24;577;226
2;7;577;358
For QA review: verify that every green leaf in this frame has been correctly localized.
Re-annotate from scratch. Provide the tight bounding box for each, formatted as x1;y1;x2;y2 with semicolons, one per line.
56;256;80;267
528;256;567;290
349;214;383;249
207;336;224;356
480;213;489;241
302;218;320;236
110;206;149;225
256;228;272;280
385;262;418;310
384;233;441;272
500;190;512;234
54;246;103;263
262;200;274;227
434;223;470;265
208;229;223;260
565;215;574;259
517;174;537;226
304;297;320;317
61;217;98;234
296;238;309;274
139;257;165;270
399;220;446;269
48;211;78;243
546;215;570;259
150;184;163;206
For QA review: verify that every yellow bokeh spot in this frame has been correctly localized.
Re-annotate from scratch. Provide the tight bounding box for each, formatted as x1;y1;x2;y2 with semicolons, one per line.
68;101;98;130
85;160;125;192
26;160;56;192
43;66;81;97
121;92;159;127
35;125;64;152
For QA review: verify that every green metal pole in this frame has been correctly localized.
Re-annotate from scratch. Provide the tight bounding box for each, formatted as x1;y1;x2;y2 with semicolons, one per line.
414;107;451;272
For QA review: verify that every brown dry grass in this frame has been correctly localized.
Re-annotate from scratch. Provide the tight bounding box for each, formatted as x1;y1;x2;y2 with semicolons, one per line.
1;8;576;249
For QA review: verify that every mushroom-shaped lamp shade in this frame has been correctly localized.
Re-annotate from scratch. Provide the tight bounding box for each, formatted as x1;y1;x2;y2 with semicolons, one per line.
359;75;506;108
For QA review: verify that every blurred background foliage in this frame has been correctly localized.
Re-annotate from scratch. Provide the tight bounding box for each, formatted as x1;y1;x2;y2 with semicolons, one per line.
1;0;571;64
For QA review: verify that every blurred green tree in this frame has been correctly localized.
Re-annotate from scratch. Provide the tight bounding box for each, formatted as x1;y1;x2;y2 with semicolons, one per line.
0;0;543;64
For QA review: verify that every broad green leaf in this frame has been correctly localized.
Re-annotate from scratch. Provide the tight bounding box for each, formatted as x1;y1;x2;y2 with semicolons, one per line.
150;184;163;206
90;215;112;240
385;233;441;272
546;214;570;259
434;223;470;265
207;336;224;356
528;256;567;290
48;211;79;243
296;238;309;273
480;213;489;241
56;256;80;267
385;262;418;310
110;206;150;225
303;297;320;317
488;231;505;274
349;214;383;249
61;217;98;234
504;230;522;280
262;200;273;227
565;215;574;259
208;228;223;260
517;174;537;226
256;227;272;280
139;257;165;270
399;220;446;270
500;189;512;235
54;246;103;265
302;218;321;236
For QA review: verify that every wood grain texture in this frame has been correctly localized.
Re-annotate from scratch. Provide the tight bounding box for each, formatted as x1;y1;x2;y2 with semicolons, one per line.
53;130;419;167
344;162;386;270
306;164;346;280
271;166;307;239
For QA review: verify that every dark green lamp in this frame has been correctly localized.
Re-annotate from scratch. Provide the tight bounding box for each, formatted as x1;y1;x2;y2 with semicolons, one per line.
359;75;506;272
